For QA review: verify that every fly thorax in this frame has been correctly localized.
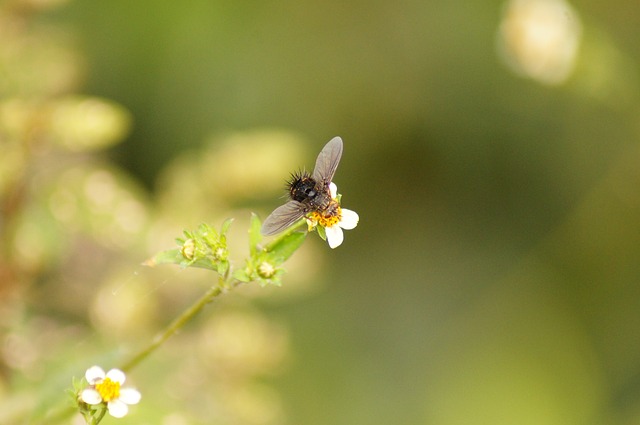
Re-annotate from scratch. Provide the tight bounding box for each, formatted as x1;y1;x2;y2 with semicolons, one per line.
290;177;317;202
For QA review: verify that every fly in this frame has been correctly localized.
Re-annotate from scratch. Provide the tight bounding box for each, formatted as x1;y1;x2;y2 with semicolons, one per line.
261;136;343;236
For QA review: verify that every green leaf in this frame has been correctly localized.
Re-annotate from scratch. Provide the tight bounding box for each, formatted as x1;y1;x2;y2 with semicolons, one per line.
199;223;219;247
185;258;219;271
220;217;234;236
267;231;306;262
144;248;218;271
233;268;252;283
144;249;184;267
316;225;327;241
216;260;230;276
249;213;262;256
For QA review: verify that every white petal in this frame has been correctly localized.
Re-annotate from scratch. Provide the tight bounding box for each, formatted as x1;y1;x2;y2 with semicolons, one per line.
80;388;103;405
325;225;344;249
107;400;129;418
119;388;141;405
85;366;105;384
339;209;359;230
329;182;337;198
106;368;126;384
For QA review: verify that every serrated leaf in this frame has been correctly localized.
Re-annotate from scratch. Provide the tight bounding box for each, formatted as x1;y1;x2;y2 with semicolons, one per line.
249;213;262;256
267;231;306;262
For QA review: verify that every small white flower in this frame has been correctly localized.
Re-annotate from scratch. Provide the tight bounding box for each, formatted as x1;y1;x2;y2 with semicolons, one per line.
325;207;359;249
308;182;359;249
80;366;141;418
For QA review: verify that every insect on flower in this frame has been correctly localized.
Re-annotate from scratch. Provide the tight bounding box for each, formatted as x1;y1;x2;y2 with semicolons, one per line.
261;136;345;236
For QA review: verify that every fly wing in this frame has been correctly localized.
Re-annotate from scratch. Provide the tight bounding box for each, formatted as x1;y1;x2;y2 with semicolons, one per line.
312;136;343;186
261;201;307;236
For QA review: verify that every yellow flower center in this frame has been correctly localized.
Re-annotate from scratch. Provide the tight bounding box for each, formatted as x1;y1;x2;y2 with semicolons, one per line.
308;206;342;228
95;378;120;402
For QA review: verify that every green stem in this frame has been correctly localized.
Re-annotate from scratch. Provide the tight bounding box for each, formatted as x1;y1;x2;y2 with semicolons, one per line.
40;280;234;425
120;283;226;373
93;406;107;425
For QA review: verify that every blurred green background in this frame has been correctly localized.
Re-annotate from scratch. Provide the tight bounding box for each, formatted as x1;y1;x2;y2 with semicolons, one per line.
2;0;640;424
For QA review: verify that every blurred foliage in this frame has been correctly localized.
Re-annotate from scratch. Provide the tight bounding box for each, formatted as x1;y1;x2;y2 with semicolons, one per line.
0;2;322;424
2;0;640;424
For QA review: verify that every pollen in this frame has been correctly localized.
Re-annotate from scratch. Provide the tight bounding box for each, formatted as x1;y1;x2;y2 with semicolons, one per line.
309;207;341;228
95;377;121;402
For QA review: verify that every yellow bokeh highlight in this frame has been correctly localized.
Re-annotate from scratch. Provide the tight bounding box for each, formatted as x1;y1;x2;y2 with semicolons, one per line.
497;0;582;85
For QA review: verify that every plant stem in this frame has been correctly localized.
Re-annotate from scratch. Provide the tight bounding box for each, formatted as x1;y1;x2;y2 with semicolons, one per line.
93;406;107;425
120;283;225;372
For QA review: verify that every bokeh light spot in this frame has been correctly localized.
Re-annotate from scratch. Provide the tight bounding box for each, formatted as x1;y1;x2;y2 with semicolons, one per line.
497;0;582;85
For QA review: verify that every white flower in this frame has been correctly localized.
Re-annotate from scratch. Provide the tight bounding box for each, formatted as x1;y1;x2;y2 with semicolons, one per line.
307;182;359;249
325;207;359;249
80;366;141;418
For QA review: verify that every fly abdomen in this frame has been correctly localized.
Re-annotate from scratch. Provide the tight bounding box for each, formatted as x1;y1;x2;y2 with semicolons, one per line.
310;190;333;211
